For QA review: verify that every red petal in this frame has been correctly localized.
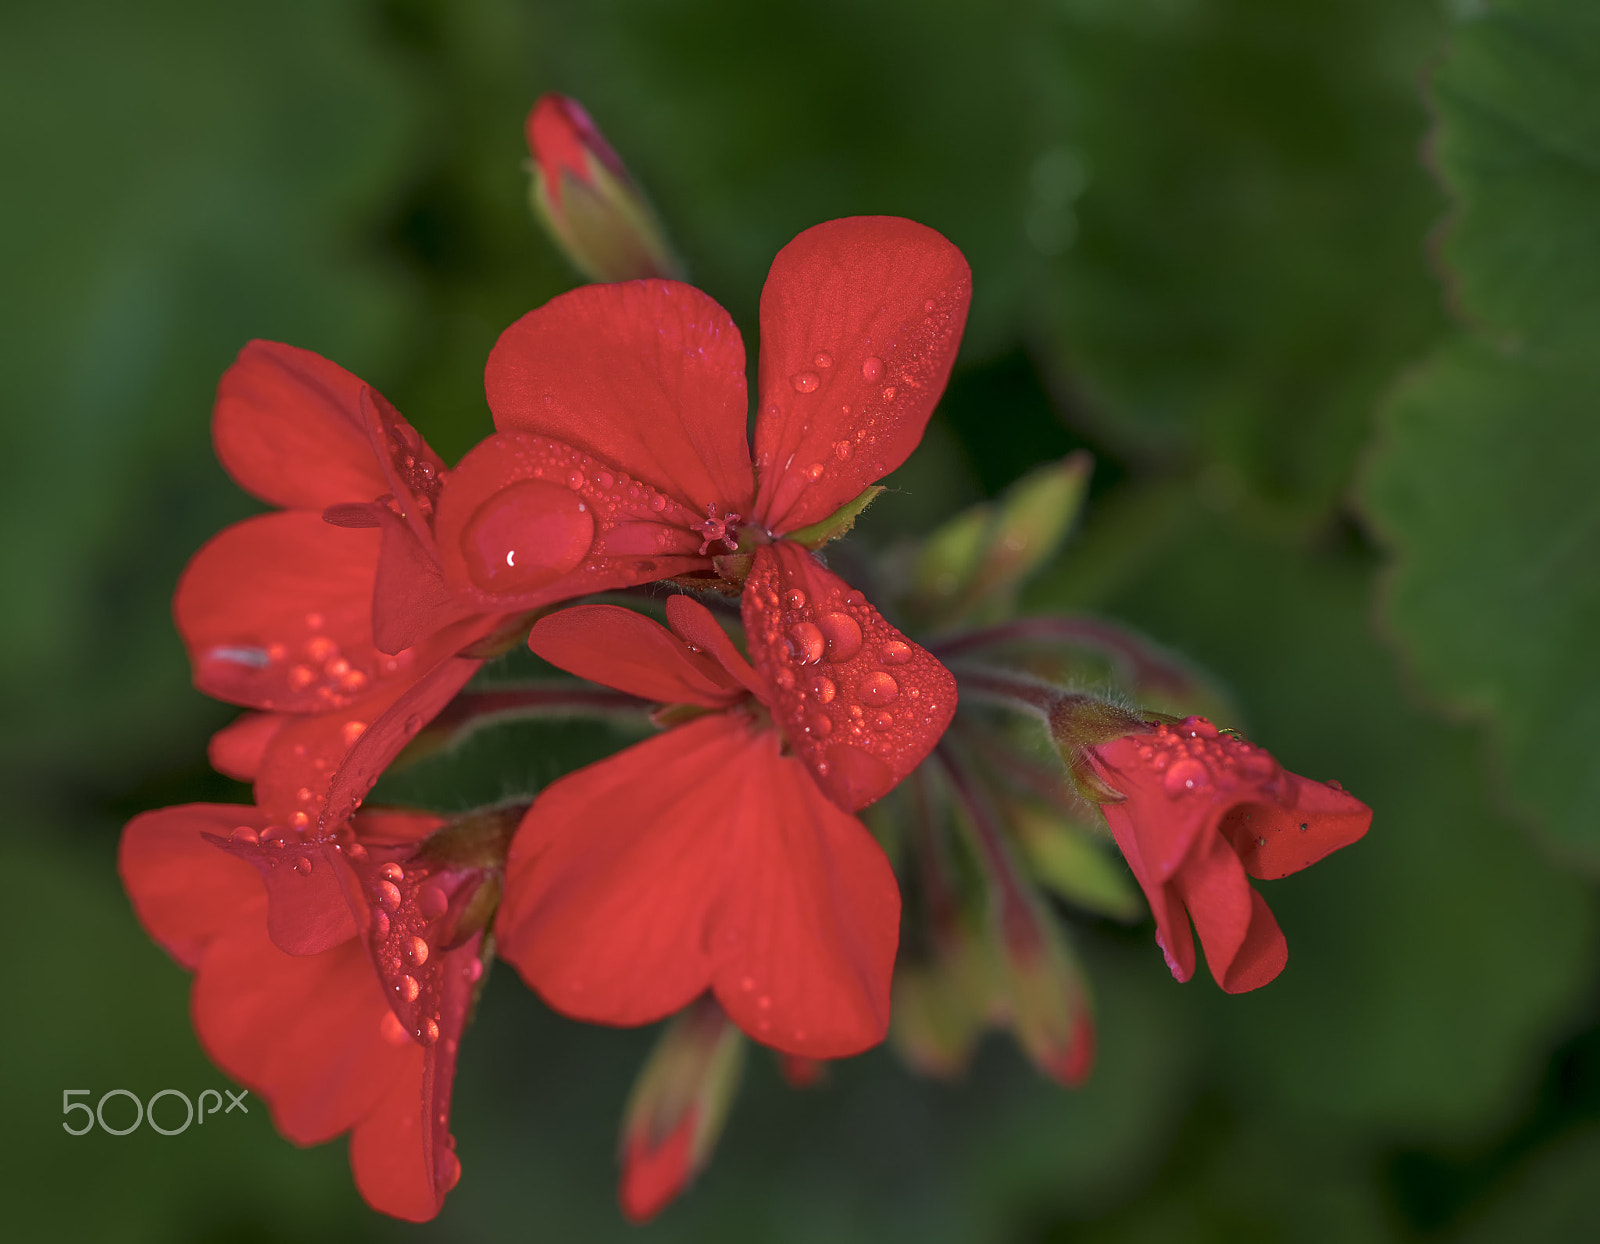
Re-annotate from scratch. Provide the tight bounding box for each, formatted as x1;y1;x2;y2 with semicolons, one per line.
1220;773;1373;881
663;595;767;699
496;716;739;1027
433;431;710;613
1099;801;1196;984
201;834;355;956
177;512;399;713
498;716;899;1057
751;218;971;532
192;905;416;1148
360;387;446;548
742;543;957;810
529;604;744;706
119;805;268;969
1171;831;1287;993
710;741;899;1058
485;282;755;515
254;643;482;831
212;341;389;510
208;712;286;781
368;504;473;656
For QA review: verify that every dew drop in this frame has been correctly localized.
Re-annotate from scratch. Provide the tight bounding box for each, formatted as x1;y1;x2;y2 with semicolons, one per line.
792;371;820;393
649;493;667;512
882;386;897;401
881;640;912;665
306;635;336;662
843;590;865;606
565;468;585;490
860;671;900;706
871;711;894;731
595;471;614;489
288;665;315;690
785;588;807;610
817;612;863;661
346;842;368;862
757;994;772;1011
461;479;596;594
418;1017;440;1045
862;356;883;382
305;612;325;631
419;885;449;920
1325;779;1345;791
1163;758;1211;796
814;351;833;368
808;713;833;737
295;786;314;803
379;863;404;882
787;622;825;665
834;439;852;460
292;855;313;876
739;976;755;992
810;675;836;703
399;974;420;1002
1185;718;1219;739
341;720;367;747
804;461;825;482
228;826;259;845
406;935;431;967
376;880;402;910
924;298;936;312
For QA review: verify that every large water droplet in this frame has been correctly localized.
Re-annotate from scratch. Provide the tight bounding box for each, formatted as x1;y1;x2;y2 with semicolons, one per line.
1163;758;1210;796
418;1017;440;1045
399;974;420;1002
792;371;820;393
406;935;430;966
880;641;912;665
860;671;899;706
817;612;863;661
785;588;807;609
808;713;833;738
379;862;404;882
862;356;884;382
376;880;402;910
810;675;836;703
228;826;259;845
787;622;825;665
461;479;595;594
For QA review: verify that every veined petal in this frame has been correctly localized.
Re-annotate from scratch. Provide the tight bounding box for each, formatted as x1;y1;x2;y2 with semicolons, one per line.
752;217;971;532
202;831;355;956
213;340;390;510
191;902;416;1149
119;805;270;970
360;387;446;547
710;742;899;1058
497;715;743;1027
432;431;708;613
485;281;754;515
529;605;743;706
177;513;397;713
663;595;767;700
742;543;957;810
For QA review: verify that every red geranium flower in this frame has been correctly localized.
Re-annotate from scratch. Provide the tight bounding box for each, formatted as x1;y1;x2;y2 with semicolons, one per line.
496;580;957;1058
430;214;968;800
1079;715;1372;992
178;341;501;832
119;801;512;1220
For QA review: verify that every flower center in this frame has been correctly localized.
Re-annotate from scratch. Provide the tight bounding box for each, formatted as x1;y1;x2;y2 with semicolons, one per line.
693;503;742;556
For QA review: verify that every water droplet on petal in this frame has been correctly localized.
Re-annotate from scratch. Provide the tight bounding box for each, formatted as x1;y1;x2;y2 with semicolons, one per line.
871;711;894;731
346;842;368;861
862;356;883;382
595;471;614;489
810;675;836;703
792;371;820;393
379;862;404;882
461;479;596;594
228;826;259;845
804;461;824;481
288;665;315;690
814;351;833;369
1185;718;1219;738
1325;778;1344;791
1163;758;1211;796
341;720;367;747
817;612;863;661
881;641;912;665
399;974;420;1002
808;713;833;737
292;855;313;876
406;935;430;966
833;439;852;460
418;1017;440;1045
860;671;899;706
305;612;325;631
419;885;449;919
376;880;402;910
565;468;585;490
740;976;755;992
787;622;825;665
649;493;667;512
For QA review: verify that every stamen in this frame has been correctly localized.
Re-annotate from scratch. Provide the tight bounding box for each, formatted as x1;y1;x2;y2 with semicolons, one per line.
694;503;742;556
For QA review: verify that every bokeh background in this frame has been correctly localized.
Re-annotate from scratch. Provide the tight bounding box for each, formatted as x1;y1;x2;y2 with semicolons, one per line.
5;0;1598;1239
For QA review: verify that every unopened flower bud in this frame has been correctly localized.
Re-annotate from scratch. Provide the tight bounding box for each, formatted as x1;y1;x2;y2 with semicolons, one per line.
525;94;682;282
618;995;745;1222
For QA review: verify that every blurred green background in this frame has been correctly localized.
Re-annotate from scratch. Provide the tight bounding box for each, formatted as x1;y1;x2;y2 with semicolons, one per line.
5;0;1598;1239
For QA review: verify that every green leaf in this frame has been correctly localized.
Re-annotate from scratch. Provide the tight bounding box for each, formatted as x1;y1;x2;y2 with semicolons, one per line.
1362;0;1600;864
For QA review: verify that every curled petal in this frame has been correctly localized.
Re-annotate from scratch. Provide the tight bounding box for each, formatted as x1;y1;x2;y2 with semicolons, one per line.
212;340;389;510
752;217;971;532
202;832;355;956
1220;773;1374;881
529;605;744;706
663;595;767;699
1170;831;1288;994
485;281;754;515
742;543;957;810
177;513;392;713
433;431;707;613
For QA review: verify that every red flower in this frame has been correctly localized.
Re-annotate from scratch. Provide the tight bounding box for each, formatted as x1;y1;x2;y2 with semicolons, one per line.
496;579;957;1058
177;341;499;832
1081;716;1372;992
119;802;509;1220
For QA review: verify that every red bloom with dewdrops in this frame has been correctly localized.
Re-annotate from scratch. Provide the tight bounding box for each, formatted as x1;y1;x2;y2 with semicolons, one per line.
119;801;514;1221
496;584;956;1058
1075;714;1372;992
179;341;505;832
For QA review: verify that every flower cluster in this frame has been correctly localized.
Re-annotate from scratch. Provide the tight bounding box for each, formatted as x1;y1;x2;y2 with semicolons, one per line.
122;95;1372;1222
